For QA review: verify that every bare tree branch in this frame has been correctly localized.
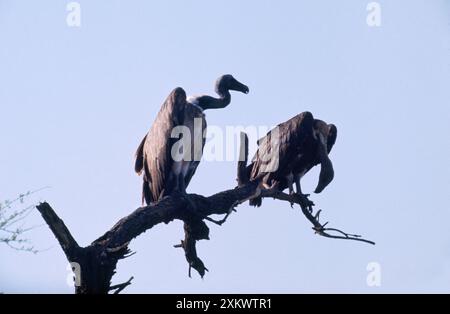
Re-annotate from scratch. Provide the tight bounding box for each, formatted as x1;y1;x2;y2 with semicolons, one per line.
36;202;80;260
261;190;375;245
35;181;261;294
34;133;374;294
109;276;134;294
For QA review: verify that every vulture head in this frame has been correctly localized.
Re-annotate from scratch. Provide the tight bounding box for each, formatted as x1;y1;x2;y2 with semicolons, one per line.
215;74;249;96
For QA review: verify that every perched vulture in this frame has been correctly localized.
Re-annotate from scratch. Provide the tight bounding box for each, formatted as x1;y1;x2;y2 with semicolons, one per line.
135;75;249;205
246;111;337;207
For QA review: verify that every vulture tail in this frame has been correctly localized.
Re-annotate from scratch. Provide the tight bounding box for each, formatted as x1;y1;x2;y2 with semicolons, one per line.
142;180;153;206
134;135;147;174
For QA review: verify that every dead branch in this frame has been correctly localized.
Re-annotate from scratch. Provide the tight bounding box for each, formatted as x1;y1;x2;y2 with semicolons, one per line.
35;132;374;294
36;202;80;260
109;276;134;294
35;181;261;294
261;190;375;245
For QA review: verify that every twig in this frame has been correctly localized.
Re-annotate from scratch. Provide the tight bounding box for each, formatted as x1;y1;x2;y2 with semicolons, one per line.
263;191;375;245
109;276;134;294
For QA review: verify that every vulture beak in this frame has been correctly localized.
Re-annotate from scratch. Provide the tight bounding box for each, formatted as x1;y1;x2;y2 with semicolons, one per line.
230;78;250;94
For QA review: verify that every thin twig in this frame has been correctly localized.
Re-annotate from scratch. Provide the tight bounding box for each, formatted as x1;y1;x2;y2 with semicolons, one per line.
109;276;134;294
262;191;375;245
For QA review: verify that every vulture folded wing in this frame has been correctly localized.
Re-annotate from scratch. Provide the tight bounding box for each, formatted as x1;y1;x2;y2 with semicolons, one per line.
140;87;187;202
250;111;315;180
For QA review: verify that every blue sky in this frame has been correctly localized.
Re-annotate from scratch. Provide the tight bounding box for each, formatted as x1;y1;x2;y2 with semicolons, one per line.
1;0;449;293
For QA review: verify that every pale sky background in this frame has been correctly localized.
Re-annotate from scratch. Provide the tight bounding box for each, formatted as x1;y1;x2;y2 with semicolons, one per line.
1;0;450;293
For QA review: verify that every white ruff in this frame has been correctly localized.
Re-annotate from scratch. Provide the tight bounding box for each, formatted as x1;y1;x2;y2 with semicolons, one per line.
186;95;204;112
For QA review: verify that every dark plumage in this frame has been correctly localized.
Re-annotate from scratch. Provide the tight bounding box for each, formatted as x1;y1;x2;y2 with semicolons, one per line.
246;112;337;207
135;75;249;205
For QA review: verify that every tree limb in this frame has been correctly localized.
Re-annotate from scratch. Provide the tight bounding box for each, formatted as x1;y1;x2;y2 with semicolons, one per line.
109;276;134;294
262;190;375;245
34;132;374;294
34;181;261;294
36;202;79;260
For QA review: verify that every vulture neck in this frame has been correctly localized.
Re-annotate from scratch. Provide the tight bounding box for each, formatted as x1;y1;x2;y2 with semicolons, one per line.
198;89;231;110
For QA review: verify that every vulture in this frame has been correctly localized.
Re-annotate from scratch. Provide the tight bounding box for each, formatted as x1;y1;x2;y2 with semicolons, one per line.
246;111;337;207
135;75;249;205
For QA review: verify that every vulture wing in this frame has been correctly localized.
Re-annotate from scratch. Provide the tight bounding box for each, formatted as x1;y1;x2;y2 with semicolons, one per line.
135;87;186;204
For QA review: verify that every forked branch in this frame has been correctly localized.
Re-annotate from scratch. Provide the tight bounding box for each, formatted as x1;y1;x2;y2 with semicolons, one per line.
35;132;373;294
262;190;375;245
